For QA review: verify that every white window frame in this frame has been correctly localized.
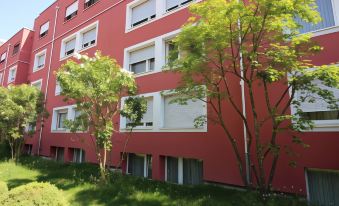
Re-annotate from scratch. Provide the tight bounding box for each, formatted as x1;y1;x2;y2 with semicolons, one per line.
0;52;6;63
121;93;155;130
65;0;79;22
60;21;99;60
8;66;17;83
55;80;62;96
31;79;43;90
125;0;200;33
290;70;339;132
120;89;207;133
123;29;181;77
79;23;99;51
126;153;150;178
51;105;77;133
33;49;47;72
39;21;50;38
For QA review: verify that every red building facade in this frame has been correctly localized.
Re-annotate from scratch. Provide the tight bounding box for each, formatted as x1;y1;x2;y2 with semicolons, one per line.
1;0;338;204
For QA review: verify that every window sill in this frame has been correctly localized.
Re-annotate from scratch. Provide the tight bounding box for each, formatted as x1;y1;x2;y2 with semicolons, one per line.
63;15;78;24
307;25;339;37
78;43;97;53
60;53;75;62
33;66;45;73
303;121;339;132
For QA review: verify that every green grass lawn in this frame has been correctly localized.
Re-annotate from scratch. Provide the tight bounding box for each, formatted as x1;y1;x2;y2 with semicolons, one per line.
0;156;306;206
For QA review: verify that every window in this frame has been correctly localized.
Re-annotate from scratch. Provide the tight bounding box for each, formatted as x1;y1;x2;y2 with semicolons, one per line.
127;153;152;178
55;147;65;162
81;27;97;49
40;21;49;38
166;157;203;185
163;95;205;129
0;72;3;85
84;0;99;9
295;80;339;130
12;43;20;55
31;79;42;90
130;0;156;28
64;38;76;57
129;45;155;74
26;123;36;133
25;144;33;155
55;80;62;95
73;148;85;163
0;52;6;63
33;50;46;71
297;0;336;33
56;109;68;130
8;66;17;83
127;97;153;128
60;21;99;60
166;0;193;12
65;1;78;21
165;40;179;64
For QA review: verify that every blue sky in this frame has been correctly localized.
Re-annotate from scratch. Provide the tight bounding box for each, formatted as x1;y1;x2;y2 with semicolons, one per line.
0;0;56;41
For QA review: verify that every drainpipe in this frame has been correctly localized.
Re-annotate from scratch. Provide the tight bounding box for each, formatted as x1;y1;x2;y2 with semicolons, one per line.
38;6;60;156
237;0;251;185
1;43;11;86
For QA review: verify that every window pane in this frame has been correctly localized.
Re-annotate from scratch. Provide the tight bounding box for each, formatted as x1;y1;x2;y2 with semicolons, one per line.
302;111;339;121
147;155;152;179
82;28;96;48
166;157;178;183
183;159;203;185
131;0;156;26
128;153;145;177
131;61;147;74
297;0;335;33
130;46;155;64
149;58;155;71
166;41;179;64
65;38;76;56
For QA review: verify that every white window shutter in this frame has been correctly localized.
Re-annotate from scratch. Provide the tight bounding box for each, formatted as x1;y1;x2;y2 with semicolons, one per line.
85;0;90;2
130;46;155;64
298;80;339;112
66;1;78;17
55;81;62;95
82;28;96;44
40;22;49;35
141;98;153;123
131;0;156;24
166;0;181;10
65;38;76;53
0;52;6;61
164;95;204;128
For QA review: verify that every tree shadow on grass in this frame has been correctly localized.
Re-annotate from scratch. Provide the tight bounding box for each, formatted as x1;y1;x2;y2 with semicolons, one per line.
6;178;34;189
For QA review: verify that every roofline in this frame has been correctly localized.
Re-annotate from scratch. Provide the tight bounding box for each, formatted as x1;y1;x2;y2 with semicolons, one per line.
0;28;34;50
38;0;58;17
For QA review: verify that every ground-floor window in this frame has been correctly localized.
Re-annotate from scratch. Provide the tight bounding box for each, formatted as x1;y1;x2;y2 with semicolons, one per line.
24;144;33;155
306;169;339;206
127;153;152;179
72;148;85;163
55;147;64;162
166;156;203;185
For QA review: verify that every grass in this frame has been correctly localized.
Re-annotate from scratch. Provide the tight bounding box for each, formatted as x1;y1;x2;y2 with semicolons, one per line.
0;156;306;206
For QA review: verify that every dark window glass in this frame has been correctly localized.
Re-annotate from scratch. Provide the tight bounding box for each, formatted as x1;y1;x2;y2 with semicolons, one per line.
166;157;178;183
302;111;339;121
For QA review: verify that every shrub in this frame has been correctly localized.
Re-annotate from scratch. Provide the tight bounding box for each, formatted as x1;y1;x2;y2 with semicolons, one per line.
0;143;10;160
0;182;69;206
0;181;8;194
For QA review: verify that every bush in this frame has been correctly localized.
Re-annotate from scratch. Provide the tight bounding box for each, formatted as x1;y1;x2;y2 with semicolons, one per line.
0;181;8;194
0;143;10;160
0;182;69;206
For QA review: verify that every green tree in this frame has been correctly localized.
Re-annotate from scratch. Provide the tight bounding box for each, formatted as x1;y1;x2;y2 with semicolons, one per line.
0;85;44;160
169;0;339;195
56;52;146;182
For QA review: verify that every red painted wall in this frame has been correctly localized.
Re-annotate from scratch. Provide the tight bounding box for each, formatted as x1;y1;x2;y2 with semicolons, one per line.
0;0;336;196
